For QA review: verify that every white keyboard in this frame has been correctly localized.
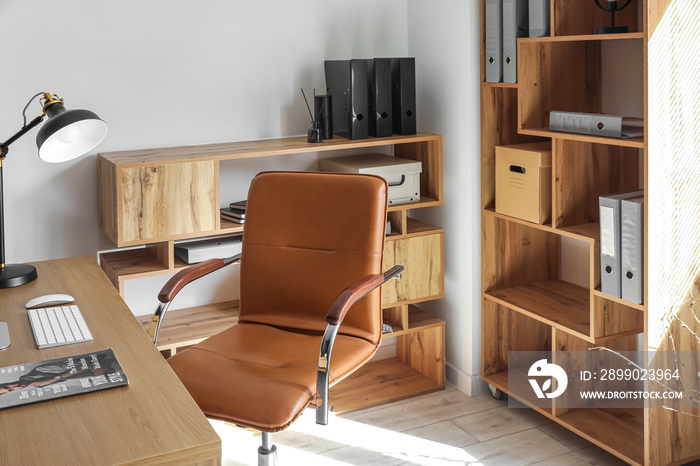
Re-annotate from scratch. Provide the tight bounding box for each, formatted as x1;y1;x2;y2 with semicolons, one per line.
27;305;93;349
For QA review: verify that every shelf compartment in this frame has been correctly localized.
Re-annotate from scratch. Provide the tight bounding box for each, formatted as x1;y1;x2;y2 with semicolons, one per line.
328;357;443;415
485;280;590;339
385;213;443;239
553;139;641;229
518;41;601;132
557;408;644;466
550;0;639;37
391;305;445;338
517;38;644;145
482;214;559;295
482;300;553;411
481;85;545;211
100;247;170;286
383;304;445;338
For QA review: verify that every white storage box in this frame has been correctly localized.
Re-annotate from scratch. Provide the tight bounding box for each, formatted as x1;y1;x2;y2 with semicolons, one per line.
319;154;422;206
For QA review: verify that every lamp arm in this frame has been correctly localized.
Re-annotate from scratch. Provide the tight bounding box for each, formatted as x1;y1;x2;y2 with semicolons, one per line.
0;115;44;158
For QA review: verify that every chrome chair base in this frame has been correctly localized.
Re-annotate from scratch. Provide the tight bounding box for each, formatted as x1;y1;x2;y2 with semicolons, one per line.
258;432;277;466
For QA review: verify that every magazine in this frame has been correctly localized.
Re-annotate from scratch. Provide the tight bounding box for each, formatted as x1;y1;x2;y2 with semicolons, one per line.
0;348;129;410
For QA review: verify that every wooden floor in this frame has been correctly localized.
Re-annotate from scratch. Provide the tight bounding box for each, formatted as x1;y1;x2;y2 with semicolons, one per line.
211;385;628;465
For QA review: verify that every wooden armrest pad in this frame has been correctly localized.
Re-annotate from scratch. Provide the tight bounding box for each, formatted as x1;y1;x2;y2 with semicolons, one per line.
158;258;224;303
325;273;385;326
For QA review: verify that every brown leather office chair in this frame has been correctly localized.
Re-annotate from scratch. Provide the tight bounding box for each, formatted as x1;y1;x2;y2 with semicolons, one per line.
147;171;402;465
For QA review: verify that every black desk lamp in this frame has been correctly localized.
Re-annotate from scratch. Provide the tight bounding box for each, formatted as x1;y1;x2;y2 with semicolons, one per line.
0;92;108;289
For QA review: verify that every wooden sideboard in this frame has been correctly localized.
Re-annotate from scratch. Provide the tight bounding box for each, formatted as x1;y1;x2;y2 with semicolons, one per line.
97;133;446;413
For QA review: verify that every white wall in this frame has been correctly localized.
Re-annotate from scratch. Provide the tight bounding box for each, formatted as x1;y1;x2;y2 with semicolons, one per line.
406;1;484;394
2;1;487;393
0;0;408;264
0;0;409;314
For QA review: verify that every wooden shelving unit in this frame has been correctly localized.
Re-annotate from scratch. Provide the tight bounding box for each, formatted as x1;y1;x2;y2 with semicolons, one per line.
483;0;700;464
98;133;446;413
478;1;665;464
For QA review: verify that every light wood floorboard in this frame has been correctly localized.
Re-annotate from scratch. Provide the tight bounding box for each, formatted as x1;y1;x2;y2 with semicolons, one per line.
212;385;631;465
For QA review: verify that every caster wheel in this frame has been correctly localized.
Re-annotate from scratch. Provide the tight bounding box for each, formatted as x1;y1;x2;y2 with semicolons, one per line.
489;384;508;400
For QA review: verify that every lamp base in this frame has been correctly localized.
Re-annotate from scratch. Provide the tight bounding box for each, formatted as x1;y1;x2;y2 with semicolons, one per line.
597;25;629;34
0;264;38;289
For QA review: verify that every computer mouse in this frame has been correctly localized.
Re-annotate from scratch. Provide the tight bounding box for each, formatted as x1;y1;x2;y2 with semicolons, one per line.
25;294;75;309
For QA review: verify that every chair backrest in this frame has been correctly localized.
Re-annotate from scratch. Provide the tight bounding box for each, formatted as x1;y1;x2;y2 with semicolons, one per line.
238;171;388;344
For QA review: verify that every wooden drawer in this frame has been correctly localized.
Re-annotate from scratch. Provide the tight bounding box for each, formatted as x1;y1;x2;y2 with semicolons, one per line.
382;232;444;307
99;158;218;246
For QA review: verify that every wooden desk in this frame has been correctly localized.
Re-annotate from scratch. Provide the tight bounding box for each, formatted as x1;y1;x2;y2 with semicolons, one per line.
0;256;221;465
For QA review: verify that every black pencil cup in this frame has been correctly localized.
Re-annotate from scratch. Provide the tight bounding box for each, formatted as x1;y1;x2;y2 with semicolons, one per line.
314;95;333;139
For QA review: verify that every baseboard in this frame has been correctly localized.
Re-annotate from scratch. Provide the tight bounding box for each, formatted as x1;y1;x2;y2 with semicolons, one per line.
446;362;489;396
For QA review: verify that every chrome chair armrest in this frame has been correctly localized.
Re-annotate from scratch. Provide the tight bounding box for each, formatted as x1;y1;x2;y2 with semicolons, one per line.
148;253;241;346
316;264;403;425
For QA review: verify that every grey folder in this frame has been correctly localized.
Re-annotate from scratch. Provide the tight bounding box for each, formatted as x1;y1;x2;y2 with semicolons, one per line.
621;195;644;304
600;190;643;298
503;0;528;84
485;0;503;83
550;111;644;139
528;0;550;37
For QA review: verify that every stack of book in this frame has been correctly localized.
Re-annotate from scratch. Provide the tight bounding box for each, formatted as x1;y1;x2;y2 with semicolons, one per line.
221;200;246;224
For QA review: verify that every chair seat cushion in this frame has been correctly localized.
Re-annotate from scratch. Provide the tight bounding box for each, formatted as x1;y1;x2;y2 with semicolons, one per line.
167;322;379;432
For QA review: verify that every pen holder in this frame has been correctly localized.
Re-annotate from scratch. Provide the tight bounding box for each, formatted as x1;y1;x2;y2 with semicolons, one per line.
314;95;333;139
307;122;323;143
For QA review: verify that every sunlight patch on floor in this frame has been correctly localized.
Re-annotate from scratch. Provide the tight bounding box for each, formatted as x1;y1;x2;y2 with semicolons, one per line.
210;409;484;466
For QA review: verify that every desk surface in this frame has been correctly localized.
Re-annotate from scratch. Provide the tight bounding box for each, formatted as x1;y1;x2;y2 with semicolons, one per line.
0;256;221;465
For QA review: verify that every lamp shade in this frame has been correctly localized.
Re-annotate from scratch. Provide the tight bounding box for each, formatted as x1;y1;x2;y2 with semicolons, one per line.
36;102;108;163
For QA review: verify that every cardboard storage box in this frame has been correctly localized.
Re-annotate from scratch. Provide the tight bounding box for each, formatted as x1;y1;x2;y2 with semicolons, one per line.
319;154;422;206
495;142;552;224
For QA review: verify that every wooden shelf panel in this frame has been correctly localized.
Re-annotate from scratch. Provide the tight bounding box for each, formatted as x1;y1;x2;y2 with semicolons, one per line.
138;301;240;352
219;219;245;233
388;197;441;212
483;208;597;243
99;133;442;166
520;32;644;43
593;289;646;312
329;357;443;415
557;223;600;242
485;279;591;340
519;127;645;148
557;408;644;466
481;82;518;88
